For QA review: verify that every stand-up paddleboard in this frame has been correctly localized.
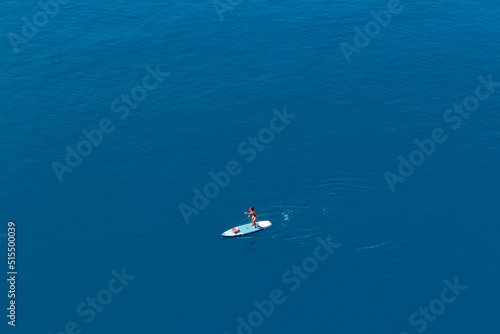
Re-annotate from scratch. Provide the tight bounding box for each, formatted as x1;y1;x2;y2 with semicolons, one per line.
222;221;272;237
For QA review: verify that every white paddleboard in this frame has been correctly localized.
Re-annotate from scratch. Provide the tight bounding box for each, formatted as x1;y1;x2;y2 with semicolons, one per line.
222;221;272;237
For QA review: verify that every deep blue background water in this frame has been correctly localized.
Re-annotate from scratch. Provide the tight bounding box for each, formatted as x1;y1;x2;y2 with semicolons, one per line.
1;1;499;333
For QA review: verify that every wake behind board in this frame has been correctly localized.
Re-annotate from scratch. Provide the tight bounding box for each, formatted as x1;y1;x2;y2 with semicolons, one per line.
222;221;272;237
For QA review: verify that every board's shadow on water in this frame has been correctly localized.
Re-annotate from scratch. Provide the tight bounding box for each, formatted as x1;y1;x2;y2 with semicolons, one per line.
247;240;256;251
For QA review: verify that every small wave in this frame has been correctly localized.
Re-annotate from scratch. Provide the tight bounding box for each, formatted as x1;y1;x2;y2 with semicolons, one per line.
355;237;398;251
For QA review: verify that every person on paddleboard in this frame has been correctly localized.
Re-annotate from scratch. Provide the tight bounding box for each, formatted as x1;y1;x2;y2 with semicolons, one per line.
244;207;258;228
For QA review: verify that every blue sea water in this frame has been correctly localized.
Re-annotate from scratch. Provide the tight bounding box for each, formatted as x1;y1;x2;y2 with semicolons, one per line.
1;0;499;333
